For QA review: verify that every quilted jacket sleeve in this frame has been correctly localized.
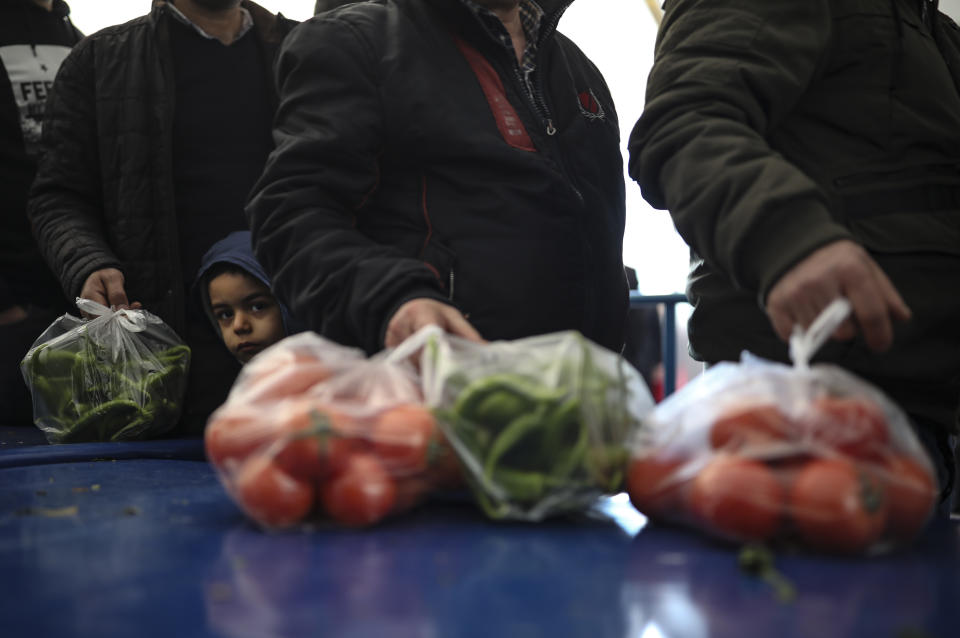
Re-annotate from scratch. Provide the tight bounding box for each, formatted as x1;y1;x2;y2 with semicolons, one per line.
628;0;852;300
28;37;121;302
246;13;448;353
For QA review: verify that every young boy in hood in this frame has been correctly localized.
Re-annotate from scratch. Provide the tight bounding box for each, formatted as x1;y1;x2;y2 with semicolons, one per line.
196;231;296;364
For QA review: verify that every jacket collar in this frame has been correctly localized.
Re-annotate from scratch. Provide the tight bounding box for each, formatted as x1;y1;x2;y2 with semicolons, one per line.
422;0;574;46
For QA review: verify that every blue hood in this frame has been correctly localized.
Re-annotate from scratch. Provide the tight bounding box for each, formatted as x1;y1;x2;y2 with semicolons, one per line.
194;230;300;337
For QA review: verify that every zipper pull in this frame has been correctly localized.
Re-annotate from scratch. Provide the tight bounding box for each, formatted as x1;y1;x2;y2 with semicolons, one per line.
448;270;456;301
546;120;557;136
571;185;584;204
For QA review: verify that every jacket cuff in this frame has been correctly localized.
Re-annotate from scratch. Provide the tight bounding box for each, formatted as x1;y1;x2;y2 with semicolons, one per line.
736;203;853;306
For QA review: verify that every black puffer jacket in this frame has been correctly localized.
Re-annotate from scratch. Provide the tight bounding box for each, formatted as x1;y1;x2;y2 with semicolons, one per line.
248;0;628;355
630;0;960;431
28;1;296;335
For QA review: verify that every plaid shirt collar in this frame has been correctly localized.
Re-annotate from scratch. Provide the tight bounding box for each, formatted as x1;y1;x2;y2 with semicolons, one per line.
166;2;254;44
459;0;545;72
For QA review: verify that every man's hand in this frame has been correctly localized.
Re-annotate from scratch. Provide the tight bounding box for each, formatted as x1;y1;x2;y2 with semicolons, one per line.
80;268;141;311
385;298;483;348
765;240;911;352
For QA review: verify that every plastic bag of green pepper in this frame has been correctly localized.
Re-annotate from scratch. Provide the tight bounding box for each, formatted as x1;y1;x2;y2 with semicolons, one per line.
19;298;191;443
421;328;655;520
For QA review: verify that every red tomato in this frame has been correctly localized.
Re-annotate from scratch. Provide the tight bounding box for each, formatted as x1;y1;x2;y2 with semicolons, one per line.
626;454;687;519
205;408;276;468
709;404;793;451
688;455;785;541
789;458;887;553
371;404;437;476
320;454;398;527
802;397;890;461
878;455;937;541
235;456;315;528
274;403;365;480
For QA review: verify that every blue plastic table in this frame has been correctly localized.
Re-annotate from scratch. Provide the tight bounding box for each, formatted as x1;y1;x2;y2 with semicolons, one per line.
1;428;958;638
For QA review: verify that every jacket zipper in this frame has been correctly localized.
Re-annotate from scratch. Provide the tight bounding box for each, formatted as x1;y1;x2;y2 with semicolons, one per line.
532;3;585;203
448;269;456;301
504;4;593;330
504;48;585;204
516;66;556;136
536;2;592;331
504;0;573;138
532;0;572;138
533;79;557;136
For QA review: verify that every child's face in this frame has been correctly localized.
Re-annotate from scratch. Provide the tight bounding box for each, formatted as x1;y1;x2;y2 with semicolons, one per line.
208;272;286;364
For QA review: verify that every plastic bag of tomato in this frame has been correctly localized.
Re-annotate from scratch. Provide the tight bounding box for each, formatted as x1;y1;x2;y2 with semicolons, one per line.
626;300;939;554
205;332;459;529
422;329;655;521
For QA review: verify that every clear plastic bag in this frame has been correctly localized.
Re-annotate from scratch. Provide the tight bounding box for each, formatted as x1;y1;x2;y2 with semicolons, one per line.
19;298;191;443
421;329;655;521
205;330;459;530
627;300;939;554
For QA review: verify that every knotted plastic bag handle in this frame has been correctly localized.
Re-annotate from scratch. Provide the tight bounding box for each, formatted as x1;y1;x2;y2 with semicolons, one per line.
75;297;149;333
788;298;852;371
383;324;445;364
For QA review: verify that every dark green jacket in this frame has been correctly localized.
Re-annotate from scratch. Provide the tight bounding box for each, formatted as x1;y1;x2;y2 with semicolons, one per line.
630;0;960;431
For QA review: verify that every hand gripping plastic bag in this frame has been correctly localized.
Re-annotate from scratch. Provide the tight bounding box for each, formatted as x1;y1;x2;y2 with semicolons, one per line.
19;298;191;443
205;330;459;530
627;299;938;554
421;329;655;521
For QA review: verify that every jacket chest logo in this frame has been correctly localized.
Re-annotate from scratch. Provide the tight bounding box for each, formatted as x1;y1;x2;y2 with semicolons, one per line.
577;89;605;121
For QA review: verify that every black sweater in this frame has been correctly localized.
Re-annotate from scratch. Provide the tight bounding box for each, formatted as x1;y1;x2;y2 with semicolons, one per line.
168;16;273;290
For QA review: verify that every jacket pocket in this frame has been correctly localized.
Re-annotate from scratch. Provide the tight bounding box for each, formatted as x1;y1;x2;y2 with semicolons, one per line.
829;0;900;60
847;209;960;257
